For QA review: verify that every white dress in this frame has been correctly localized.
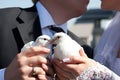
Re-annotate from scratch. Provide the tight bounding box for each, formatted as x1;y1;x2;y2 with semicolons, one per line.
94;12;120;76
77;12;120;80
78;62;120;80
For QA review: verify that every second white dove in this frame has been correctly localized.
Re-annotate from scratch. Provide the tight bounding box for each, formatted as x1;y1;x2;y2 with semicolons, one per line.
21;35;51;58
51;32;85;61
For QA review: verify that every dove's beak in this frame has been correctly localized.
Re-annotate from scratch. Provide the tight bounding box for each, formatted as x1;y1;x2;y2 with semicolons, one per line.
49;39;55;44
46;39;52;44
49;37;57;44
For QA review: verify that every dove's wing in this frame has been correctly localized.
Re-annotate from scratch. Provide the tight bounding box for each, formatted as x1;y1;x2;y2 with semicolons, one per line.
54;39;81;60
52;32;84;60
71;39;82;48
71;39;85;53
21;41;34;52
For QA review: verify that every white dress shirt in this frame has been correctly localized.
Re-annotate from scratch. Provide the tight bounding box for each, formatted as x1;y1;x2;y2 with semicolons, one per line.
0;69;5;80
36;2;67;38
0;1;67;80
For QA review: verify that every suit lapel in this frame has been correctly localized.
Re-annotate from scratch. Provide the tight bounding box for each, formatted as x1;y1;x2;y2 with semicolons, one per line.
16;6;42;44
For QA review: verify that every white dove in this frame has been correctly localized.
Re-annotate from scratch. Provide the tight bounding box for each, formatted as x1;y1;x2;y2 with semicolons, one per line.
34;35;51;48
51;32;85;61
21;35;51;57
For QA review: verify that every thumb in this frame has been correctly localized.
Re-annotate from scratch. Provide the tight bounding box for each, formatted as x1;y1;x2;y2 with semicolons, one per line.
79;48;88;57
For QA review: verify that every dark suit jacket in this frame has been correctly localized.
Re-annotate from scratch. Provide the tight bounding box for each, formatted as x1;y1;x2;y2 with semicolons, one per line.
0;6;93;69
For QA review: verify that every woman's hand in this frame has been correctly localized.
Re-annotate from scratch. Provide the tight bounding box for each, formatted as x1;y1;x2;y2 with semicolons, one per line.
53;49;97;80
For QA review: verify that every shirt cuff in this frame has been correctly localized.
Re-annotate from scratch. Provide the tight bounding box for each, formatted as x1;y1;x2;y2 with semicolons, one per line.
0;68;6;80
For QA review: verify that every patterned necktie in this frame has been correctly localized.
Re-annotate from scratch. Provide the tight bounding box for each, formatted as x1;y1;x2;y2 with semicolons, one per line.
48;25;65;55
48;25;65;33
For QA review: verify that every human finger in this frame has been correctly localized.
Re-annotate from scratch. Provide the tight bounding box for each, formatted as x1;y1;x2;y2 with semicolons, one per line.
17;66;38;80
53;58;80;77
42;63;55;77
26;56;48;66
20;46;50;57
17;54;48;68
38;74;53;80
54;62;78;79
30;66;46;79
63;56;86;64
53;59;78;79
79;48;88;57
53;62;68;79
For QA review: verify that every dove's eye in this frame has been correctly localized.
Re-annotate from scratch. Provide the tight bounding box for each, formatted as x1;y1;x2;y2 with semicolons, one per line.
44;38;47;40
57;36;60;39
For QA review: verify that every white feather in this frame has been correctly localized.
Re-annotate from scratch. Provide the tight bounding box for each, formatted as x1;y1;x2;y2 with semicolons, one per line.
52;32;84;60
21;35;51;57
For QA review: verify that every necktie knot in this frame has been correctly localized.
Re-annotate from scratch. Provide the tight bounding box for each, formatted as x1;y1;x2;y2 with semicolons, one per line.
48;25;65;33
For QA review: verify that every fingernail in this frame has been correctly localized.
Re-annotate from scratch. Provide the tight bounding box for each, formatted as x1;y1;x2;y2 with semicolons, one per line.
62;58;70;62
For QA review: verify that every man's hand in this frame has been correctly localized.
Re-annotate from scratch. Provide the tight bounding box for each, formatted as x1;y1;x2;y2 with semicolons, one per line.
4;46;53;80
